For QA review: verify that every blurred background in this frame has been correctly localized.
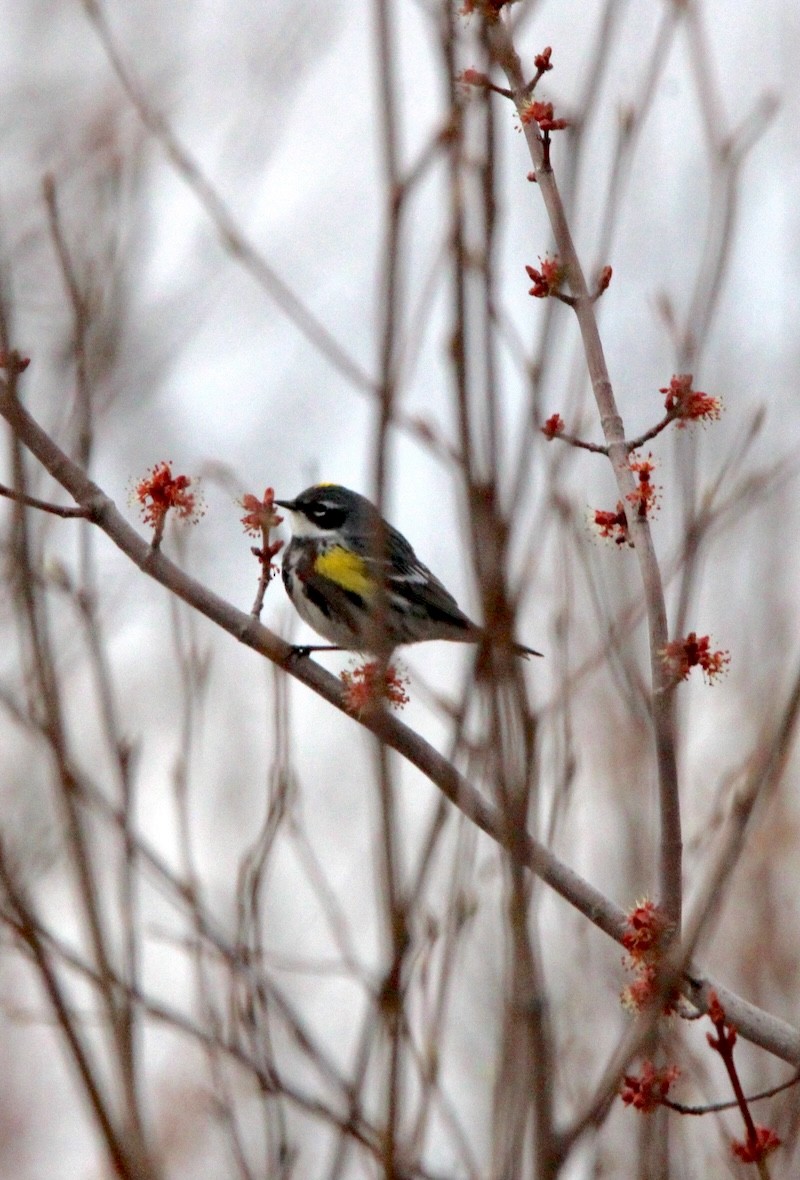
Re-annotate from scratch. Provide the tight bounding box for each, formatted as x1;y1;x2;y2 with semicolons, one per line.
0;0;799;1176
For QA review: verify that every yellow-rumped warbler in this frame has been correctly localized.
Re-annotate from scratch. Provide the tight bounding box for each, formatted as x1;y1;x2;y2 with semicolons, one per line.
276;484;542;658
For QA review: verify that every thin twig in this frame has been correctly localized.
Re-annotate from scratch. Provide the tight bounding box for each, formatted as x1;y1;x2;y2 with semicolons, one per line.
0;482;91;517
81;0;375;395
664;1070;800;1116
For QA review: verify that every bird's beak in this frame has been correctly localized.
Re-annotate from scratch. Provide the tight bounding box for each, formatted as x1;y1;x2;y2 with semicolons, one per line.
274;498;294;510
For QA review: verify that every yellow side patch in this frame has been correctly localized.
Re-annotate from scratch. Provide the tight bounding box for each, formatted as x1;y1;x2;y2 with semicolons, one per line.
315;546;375;597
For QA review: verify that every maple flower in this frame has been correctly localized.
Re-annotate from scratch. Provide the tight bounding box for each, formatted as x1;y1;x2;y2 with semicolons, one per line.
240;487;283;537
731;1125;781;1164
340;661;409;713
627;454;659;518
541;413;564;440
662;632;731;684
621;962;660;1013
660;373;722;426
592;502;630;546
526;255;563;298
620;898;677;1014
520;99;569;132
132;461;204;545
621;1061;680;1113
533;46;553;74
240;487;284;588
622;899;669;961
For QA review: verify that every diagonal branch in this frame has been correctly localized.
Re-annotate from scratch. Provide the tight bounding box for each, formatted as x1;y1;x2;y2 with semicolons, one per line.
1;378;799;1069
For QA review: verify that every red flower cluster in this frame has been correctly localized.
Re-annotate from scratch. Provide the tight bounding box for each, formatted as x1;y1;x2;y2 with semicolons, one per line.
620;898;675;1014
622;962;662;1013
593;503;629;546
526;255;563;298
133;461;204;539
340;661;409;713
621;1060;680;1113
622;898;669;959
240;487;283;537
240;487;284;580
520;99;569;132
660;373;722;426
592;456;657;543
732;1125;781;1164
627;455;659;518
661;632;730;684
541;413;564;440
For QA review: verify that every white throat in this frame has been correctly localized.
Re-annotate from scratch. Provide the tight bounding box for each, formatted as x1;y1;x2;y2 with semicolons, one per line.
285;511;327;540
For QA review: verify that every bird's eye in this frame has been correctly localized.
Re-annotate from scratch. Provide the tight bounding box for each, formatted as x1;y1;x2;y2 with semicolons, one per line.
308;503;347;529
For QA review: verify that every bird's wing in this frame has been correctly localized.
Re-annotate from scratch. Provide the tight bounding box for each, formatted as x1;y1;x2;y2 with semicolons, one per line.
361;526;475;631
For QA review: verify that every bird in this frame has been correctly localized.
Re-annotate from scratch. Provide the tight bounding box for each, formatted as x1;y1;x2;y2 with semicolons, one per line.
275;484;542;658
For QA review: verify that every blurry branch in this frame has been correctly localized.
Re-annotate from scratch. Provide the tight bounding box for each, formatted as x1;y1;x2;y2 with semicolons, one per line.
43;174;94;469
588;6;679;271
0;322;150;1167
80;0;374;397
80;0;459;470
677;1;779;371
0;906;412;1176
2;378;800;1070
0;679;457;1176
680;659;800;963
543;435;797;718
0;482;90;517
556;655;800;1157
165;583;245;1166
0;843;162;1180
656;1;779;681
370;3;414;1173
443;8;555;1164
44;164;150;1136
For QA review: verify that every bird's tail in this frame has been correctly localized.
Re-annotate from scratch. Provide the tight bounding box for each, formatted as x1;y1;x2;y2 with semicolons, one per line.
514;641;544;659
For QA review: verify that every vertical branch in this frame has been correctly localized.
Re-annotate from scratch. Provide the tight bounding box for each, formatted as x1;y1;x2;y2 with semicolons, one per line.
44;172;147;1141
42;176;94;471
0;846;162;1180
441;4;476;494
0;298;156;1155
445;10;557;1172
372;1;408;1172
476;24;501;481
486;16;682;929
